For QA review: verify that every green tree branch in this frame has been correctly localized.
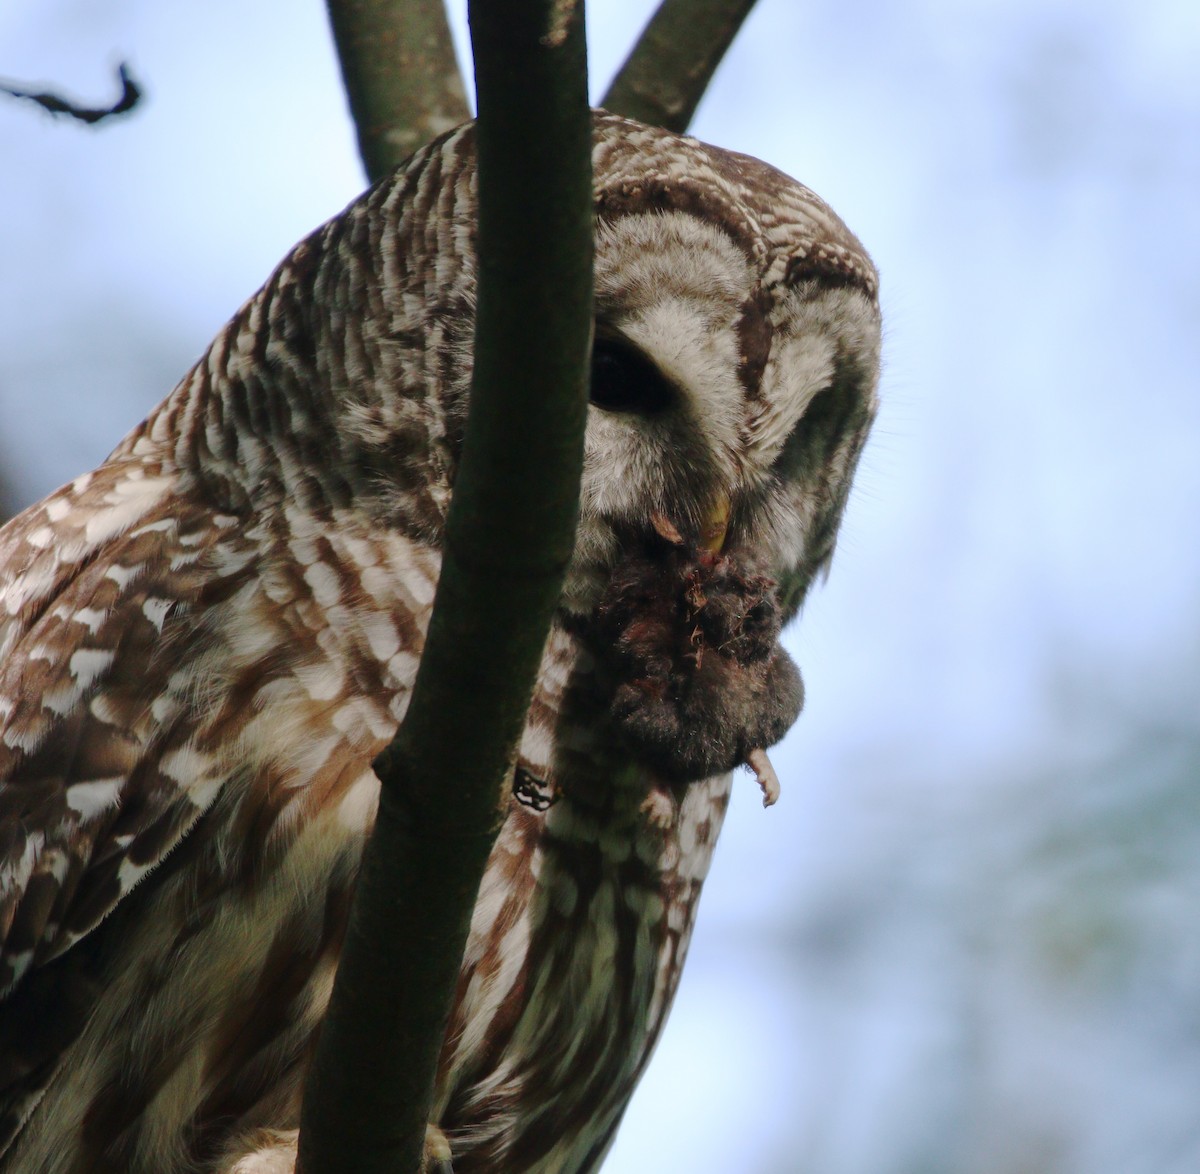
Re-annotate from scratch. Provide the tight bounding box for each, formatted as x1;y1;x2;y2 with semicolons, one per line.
602;0;758;132
296;1;592;1170
325;0;470;182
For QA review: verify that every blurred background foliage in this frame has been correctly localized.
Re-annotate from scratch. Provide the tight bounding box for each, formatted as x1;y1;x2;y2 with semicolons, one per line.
0;0;1197;1170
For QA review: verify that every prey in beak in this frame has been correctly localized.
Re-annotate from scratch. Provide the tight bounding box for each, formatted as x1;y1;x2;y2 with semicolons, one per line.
593;495;802;807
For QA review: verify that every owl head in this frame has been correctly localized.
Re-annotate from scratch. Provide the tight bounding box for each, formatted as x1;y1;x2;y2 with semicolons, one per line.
570;114;880;623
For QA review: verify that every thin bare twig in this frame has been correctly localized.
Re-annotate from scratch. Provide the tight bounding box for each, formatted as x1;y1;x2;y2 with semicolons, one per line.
601;0;758;132
0;62;141;126
296;0;592;1169
324;0;470;182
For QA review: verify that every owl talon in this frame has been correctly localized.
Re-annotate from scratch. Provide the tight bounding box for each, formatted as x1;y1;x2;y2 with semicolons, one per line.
424;1123;454;1173
746;746;780;807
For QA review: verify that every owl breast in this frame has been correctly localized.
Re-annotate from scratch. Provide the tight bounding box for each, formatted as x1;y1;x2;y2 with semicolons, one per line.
432;624;734;1173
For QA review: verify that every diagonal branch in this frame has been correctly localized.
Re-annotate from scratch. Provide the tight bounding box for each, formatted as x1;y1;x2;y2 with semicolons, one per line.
296;0;593;1170
0;471;16;529
601;0;758;132
324;0;471;183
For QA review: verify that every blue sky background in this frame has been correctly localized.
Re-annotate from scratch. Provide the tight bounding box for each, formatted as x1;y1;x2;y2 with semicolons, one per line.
1;2;1198;1170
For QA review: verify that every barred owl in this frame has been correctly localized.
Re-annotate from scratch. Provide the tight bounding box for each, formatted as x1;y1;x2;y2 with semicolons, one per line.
0;112;878;1172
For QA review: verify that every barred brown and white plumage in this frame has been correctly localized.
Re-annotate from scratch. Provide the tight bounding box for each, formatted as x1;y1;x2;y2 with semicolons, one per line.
0;112;879;1172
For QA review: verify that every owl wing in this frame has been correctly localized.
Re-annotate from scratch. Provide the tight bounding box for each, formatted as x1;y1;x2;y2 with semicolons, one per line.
0;450;438;1153
0;463;259;986
0;460;273;1136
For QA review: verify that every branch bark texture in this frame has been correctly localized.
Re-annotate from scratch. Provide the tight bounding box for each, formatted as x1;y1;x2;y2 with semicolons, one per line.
602;0;758;132
325;0;470;182
297;1;592;1171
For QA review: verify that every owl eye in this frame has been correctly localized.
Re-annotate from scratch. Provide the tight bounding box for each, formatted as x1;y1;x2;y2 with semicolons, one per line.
589;337;673;414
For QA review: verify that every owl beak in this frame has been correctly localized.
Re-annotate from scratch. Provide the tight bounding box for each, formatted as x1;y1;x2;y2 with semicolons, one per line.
699;494;730;554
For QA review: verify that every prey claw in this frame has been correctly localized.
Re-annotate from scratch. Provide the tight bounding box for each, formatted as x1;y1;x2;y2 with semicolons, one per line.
746;746;780;807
